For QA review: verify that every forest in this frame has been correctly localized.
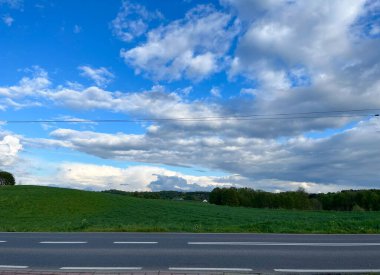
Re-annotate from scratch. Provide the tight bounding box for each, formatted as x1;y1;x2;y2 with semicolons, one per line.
209;187;380;211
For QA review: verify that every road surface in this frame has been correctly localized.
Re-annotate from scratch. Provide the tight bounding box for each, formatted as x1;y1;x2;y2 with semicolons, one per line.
0;233;380;273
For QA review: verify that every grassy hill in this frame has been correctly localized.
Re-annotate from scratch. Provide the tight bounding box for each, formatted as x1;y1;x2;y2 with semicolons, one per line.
1;185;380;233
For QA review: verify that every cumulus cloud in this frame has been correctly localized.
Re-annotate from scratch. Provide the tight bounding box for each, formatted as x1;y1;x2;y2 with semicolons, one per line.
111;0;162;42
0;67;49;110
0;68;50;99
219;0;380;137
149;175;212;192
28;163;221;192
120;4;239;81
223;0;379;115
78;66;114;87
48;85;222;128
227;0;366;79
0;135;22;166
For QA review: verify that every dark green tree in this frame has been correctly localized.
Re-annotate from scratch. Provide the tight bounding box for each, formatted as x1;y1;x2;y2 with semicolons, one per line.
0;171;15;186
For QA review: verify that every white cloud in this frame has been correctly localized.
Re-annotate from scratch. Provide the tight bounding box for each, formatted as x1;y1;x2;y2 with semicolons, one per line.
2;14;14;26
29;162;224;192
111;0;161;42
2;68;378;140
49;85;220;126
121;4;239;81
0;135;22;166
0;67;50;110
226;0;367;89
149;175;212;192
78;66;114;87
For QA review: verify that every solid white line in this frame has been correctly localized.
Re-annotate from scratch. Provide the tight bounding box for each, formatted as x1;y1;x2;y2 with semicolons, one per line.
0;265;28;269
40;241;87;244
169;267;253;272
113;241;158;244
275;269;380;273
188;242;380;246
60;267;142;270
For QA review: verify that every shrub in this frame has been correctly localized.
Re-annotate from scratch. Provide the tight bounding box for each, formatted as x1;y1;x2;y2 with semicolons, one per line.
352;204;365;212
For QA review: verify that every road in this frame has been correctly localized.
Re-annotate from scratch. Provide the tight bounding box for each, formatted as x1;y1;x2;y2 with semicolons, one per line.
1;233;380;273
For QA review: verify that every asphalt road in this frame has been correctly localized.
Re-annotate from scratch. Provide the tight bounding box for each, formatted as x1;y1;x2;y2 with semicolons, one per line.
1;233;380;273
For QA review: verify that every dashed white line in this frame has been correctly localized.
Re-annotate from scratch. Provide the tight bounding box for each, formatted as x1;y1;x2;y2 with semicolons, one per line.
274;269;380;273
113;241;158;244
188;242;380;246
169;267;253;272
0;265;28;269
0;241;6;243
39;241;88;244
60;267;142;270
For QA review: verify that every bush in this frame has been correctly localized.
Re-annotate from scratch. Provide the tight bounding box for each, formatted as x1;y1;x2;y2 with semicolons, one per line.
352;204;365;212
0;171;15;186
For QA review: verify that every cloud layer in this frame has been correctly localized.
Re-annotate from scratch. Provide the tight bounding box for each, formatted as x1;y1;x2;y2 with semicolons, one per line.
1;0;380;192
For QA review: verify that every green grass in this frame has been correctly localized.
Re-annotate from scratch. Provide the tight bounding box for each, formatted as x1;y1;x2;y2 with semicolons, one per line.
1;185;380;233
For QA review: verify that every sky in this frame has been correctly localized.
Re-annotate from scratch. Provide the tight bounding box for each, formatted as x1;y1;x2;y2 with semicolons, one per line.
0;0;380;193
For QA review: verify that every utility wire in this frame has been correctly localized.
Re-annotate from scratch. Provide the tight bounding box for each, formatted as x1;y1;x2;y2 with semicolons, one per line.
1;108;379;124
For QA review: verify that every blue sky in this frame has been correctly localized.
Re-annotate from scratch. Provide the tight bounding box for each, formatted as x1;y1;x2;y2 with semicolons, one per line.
1;0;380;193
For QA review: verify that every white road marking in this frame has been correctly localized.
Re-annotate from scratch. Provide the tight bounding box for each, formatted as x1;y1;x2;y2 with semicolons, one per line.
169;267;253;272
275;269;380;273
113;241;158;244
60;267;142;270
0;241;6;243
39;241;87;244
0;265;28;269
188;242;380;246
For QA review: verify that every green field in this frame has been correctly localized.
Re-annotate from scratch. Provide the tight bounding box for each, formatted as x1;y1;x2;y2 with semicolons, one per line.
1;185;380;233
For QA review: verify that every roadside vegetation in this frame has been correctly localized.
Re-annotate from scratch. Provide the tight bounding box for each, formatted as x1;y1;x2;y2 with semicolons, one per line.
1;185;380;233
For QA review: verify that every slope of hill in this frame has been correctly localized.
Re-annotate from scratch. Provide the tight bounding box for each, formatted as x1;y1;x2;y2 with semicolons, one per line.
0;185;379;233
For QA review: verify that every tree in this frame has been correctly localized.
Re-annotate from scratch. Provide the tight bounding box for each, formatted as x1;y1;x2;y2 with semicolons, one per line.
0;171;15;186
209;187;222;205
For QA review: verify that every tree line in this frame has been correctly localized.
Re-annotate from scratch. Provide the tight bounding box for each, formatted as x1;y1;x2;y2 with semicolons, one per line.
104;189;209;202
209;187;380;211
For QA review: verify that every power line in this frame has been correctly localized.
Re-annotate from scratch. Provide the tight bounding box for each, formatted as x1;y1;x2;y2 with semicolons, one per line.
1;108;379;124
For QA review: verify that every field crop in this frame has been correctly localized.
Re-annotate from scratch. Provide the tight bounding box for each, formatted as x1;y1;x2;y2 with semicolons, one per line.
0;185;380;233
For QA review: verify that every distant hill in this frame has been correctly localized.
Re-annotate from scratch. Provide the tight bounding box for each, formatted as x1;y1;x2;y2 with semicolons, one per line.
1;185;380;233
